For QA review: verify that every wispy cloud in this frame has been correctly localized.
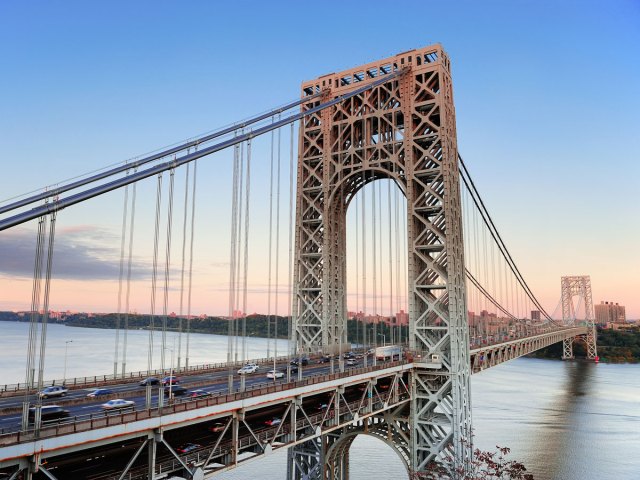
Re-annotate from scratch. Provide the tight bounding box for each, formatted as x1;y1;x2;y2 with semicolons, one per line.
0;226;151;280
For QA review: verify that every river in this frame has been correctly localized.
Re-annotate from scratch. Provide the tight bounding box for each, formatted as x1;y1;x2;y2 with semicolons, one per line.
1;321;638;479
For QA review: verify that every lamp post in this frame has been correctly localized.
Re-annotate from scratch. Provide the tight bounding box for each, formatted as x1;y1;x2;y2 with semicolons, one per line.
379;333;386;347
63;340;73;385
164;341;176;402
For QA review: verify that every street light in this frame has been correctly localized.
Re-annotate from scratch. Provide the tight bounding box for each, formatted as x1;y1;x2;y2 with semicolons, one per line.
164;342;176;402
63;340;73;385
378;333;386;346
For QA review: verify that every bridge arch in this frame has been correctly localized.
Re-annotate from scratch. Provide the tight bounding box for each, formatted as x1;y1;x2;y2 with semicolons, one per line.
324;422;411;479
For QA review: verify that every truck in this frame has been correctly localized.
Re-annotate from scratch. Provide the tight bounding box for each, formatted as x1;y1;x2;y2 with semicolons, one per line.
375;345;402;361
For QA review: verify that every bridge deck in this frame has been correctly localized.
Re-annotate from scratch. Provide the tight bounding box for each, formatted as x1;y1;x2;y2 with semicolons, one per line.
0;327;587;478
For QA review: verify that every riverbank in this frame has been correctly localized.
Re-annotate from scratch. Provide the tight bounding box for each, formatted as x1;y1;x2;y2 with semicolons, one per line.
528;326;640;363
0;311;408;345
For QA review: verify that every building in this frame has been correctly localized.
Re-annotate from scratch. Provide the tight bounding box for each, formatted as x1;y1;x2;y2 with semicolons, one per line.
594;301;626;325
531;310;541;321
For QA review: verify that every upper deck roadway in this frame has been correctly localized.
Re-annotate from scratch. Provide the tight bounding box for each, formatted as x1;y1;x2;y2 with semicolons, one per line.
0;326;586;479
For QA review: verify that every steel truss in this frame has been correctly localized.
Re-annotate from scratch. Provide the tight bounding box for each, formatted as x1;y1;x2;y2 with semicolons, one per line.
291;44;471;474
560;276;597;359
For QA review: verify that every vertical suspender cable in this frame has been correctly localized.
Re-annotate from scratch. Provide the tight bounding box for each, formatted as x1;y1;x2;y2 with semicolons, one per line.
228;138;240;364
161;168;175;372
234;138;245;362
185;156;198;369
387;179;393;344
372;178;377;348
22;214;46;429
241;136;252;363
287;122;295;358
36;210;57;421
274;121;281;359
355;194;359;347
361;181;367;352
266;123;275;359
177;162;191;371
149;173;163;373
122;175;137;377
114;182;129;377
394;186;401;344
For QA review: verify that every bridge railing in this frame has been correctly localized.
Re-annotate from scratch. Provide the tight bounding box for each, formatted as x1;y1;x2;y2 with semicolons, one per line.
0;353;298;396
0;359;407;446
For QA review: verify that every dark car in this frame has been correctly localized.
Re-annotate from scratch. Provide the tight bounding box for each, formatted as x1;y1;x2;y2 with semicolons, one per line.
164;385;187;396
188;389;211;398
318;355;331;363
87;388;112;398
139;377;160;386
290;357;309;366
28;405;70;423
175;443;202;454
289;366;299;375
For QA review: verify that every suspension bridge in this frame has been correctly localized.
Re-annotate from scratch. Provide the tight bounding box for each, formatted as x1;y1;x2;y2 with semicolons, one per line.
0;44;596;480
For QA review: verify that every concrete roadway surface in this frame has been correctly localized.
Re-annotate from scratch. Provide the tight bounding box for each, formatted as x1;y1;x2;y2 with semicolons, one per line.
0;357;375;433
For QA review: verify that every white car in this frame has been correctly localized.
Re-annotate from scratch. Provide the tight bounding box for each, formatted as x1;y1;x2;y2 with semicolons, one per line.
38;386;68;399
101;399;135;410
238;364;259;375
266;370;284;379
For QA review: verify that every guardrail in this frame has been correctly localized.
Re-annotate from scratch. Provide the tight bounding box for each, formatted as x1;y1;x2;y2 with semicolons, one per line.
0;360;407;446
0;353;298;396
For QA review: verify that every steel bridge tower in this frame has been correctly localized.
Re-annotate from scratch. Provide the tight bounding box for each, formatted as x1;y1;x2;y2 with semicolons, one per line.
561;275;597;359
290;44;471;478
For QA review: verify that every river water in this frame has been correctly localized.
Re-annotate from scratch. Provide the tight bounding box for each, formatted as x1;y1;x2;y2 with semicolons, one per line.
1;322;638;479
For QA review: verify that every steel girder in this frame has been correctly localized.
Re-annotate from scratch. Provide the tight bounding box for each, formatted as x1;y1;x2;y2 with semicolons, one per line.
292;44;471;474
561;276;597;359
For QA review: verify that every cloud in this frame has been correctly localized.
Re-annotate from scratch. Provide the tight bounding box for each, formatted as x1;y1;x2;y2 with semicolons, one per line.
0;226;151;280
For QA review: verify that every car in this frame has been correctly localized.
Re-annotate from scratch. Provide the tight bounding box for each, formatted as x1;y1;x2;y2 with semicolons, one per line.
175;443;202;454
101;399;135;410
139;377;160;386
162;376;180;386
87;388;112;398
187;389;211;398
207;421;227;433
289;365;299;375
343;351;355;359
38;386;68;399
238;364;258;375
164;385;187;396
290;357;309;366
346;358;358;366
264;417;282;427
28;405;70;423
266;370;284;379
318;355;331;363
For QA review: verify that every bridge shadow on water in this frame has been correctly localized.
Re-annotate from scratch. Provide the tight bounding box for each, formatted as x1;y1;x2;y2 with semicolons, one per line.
527;360;595;480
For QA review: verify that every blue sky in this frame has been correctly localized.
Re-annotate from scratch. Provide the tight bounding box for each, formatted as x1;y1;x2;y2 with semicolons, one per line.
0;0;638;317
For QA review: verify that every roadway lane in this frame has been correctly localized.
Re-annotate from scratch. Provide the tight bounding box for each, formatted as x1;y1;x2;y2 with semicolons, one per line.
0;358;374;433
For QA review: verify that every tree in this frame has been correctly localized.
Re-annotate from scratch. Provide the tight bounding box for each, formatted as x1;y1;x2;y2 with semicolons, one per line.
411;445;534;480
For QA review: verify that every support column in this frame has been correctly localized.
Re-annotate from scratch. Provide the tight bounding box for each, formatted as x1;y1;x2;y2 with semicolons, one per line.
287;436;323;480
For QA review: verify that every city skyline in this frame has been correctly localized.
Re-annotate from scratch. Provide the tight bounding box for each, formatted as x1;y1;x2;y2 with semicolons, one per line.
1;1;638;318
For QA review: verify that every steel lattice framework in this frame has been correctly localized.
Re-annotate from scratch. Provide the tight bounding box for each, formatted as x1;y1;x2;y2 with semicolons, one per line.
291;44;471;473
561;275;597;359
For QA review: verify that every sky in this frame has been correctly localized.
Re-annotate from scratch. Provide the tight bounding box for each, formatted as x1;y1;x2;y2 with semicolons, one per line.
0;0;638;318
